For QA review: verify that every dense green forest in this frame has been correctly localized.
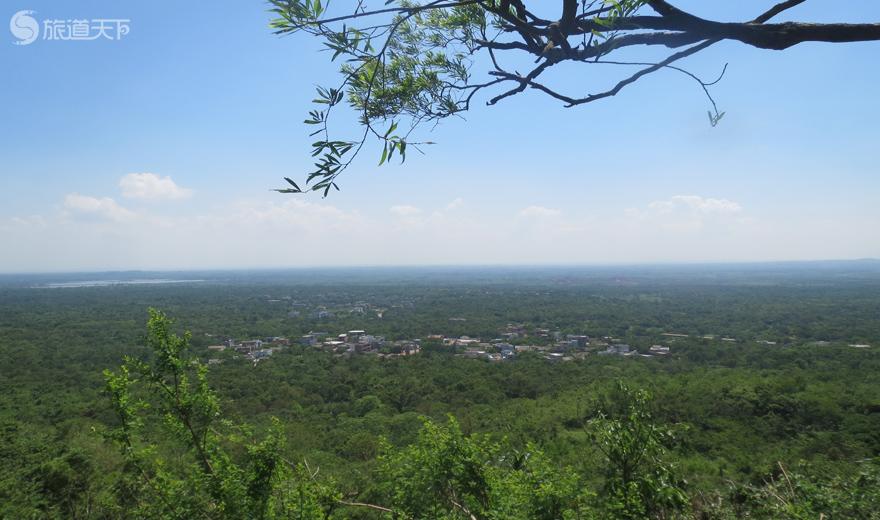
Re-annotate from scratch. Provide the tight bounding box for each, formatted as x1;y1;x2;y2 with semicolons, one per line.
1;264;879;518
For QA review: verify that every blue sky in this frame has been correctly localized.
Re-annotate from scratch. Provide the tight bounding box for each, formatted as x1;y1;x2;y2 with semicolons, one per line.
1;1;878;271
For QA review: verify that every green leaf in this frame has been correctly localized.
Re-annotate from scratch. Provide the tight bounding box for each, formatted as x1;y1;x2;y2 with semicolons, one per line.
284;177;301;191
384;121;398;138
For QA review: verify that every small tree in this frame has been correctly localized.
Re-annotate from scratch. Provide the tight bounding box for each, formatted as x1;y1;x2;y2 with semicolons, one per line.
378;416;496;519
378;416;593;519
588;382;689;519
103;309;338;519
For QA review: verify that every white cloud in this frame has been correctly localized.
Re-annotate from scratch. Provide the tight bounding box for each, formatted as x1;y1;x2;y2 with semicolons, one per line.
390;205;422;216
648;195;742;214
445;198;464;211
624;194;745;235
120;173;192;200
519;205;561;218
63;193;135;222
10;215;47;228
223;198;364;232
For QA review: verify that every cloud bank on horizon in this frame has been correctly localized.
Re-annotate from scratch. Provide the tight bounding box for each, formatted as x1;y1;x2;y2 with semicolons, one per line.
0;173;875;272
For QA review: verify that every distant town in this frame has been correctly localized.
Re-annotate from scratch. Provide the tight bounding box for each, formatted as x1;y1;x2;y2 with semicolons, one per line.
204;318;870;366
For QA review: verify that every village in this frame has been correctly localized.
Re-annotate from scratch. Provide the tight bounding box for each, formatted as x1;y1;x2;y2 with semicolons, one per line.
203;321;678;365
202;296;871;366
205;329;421;364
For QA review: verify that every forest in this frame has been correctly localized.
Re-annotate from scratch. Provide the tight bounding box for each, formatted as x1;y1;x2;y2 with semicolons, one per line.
1;263;879;518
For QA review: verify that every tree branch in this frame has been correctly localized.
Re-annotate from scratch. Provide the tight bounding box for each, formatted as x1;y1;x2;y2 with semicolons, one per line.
271;0;880;193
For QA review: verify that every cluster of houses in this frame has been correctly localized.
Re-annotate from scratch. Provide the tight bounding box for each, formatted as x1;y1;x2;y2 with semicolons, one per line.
209;318;856;366
441;324;674;363
206;328;422;364
283;300;392;321
205;312;872;367
350;325;864;363
206;336;291;363
211;321;874;367
300;330;420;357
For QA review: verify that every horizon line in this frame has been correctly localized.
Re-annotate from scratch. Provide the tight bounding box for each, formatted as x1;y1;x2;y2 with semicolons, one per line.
1;258;878;276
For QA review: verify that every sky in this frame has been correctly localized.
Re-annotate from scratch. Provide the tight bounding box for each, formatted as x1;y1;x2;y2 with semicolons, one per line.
1;1;878;272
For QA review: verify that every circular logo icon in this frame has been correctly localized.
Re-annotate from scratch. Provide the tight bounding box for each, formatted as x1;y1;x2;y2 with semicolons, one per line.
10;10;39;45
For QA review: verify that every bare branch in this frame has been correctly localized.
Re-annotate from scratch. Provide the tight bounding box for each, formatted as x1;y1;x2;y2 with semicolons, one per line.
565;39;718;107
